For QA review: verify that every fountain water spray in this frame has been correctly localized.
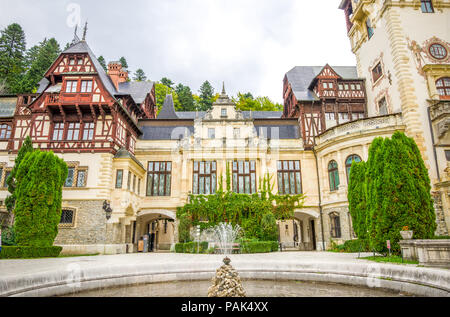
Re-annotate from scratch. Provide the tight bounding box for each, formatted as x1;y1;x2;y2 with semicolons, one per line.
208;223;246;297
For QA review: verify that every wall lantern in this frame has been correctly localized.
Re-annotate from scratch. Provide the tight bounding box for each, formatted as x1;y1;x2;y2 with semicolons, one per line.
103;201;113;220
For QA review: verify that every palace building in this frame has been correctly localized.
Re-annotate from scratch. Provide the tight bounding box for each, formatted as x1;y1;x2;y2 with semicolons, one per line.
0;0;448;254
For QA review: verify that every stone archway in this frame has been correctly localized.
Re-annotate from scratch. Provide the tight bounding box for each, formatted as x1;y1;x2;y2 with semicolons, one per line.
291;208;320;251
135;210;177;253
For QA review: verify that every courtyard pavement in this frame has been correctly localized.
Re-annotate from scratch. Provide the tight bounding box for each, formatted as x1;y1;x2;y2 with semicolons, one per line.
0;251;427;278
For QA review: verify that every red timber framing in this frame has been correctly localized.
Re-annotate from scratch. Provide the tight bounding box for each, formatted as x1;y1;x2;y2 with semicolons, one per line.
283;64;367;149
7;49;155;155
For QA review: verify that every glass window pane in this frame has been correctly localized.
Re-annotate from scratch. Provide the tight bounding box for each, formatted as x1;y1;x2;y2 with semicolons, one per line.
212;161;216;171
148;162;153;172
205;177;210;195
200;176;205;194
290;172;295;194
284;172;289;194
277;161;282;170
289;161;294;170
153;173;159;195
194;161;198;171
233;161;237;171
238;161;243;174
166;174;171;196
295;161;300;170
167;162;172;171
233;173;237;192
200;162;205;174
147;174;153;196
251;161;255;171
296;172;302;194
159;174;165;195
278;173;283;194
245;176;250;194
77;170;86;187
160;162;166;172
193;174;198;195
154;162;160;171
245;161;249;174
239;176;244;193
65;168;75;187
212;174;216;194
251;173;256;193
283;161;288;170
206;162;210;174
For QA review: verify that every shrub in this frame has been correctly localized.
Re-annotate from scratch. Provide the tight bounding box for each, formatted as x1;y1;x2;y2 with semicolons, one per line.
331;239;370;253
433;236;450;240
0;246;62;259
1;227;16;246
241;241;278;254
14;150;68;247
175;242;209;253
175;243;185;253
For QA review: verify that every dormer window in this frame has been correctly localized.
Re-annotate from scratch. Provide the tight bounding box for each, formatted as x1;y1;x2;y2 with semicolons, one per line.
221;108;227;118
366;19;374;39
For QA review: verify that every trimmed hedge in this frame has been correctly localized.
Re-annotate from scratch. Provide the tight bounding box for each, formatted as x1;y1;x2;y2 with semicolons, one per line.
241;241;278;254
332;239;370;253
175;242;209;254
0;246;63;259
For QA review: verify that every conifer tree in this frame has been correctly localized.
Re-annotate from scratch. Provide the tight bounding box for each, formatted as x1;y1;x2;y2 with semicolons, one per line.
175;83;195;111
0;23;27;93
198;81;215;111
5;136;34;213
133;69;147;81
161;77;174;88
119;56;128;69
97;55;107;72
14;150;68;247
348;161;367;240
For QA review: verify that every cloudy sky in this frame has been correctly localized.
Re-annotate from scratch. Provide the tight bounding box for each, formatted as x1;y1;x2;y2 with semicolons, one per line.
0;0;355;103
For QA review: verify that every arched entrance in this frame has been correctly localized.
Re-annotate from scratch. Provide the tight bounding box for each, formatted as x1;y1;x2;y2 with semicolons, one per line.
135;210;176;253
278;209;319;251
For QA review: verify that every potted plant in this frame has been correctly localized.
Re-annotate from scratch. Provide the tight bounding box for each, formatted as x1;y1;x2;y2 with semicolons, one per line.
400;226;413;240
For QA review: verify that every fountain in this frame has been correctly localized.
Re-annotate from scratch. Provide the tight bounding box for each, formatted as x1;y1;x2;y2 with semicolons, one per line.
207;223;246;297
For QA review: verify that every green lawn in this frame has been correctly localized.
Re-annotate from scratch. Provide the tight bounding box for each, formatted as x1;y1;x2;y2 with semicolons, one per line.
361;255;419;265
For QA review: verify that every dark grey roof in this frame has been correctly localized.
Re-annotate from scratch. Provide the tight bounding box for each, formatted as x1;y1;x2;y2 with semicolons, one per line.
285;66;359;101
0;96;18;117
63;40;118;96
157;95;179;119
174;111;283;120
114;148;145;169
37;78;50;94
254;124;300;139
118;81;154;104
140;126;194;140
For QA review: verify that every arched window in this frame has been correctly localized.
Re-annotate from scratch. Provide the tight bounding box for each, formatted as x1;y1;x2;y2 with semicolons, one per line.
436;77;450;98
346;154;362;183
328;160;340;191
330;212;341;238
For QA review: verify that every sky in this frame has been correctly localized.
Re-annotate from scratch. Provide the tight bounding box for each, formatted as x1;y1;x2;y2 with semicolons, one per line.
0;0;356;103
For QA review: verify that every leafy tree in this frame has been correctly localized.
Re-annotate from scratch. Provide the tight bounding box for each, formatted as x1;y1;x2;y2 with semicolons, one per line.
161;77;174;88
234;93;283;112
175;83;195;111
5;136;34;213
14;150;68;247
97;55;107;72
348;161;367;240
155;82;181;114
0;23;27;93
365;132;436;253
198;81;215;111
20;38;61;93
133;68;147;81
119;56;128;69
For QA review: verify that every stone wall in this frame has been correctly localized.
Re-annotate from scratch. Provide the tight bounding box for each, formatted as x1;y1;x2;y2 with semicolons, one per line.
54;200;107;245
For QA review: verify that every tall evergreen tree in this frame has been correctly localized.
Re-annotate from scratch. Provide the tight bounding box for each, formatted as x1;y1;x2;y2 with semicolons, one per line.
365;132;436;253
5;136;34;213
348;161;367;240
175;83;195;111
20;38;61;93
198;81;215;111
0;23;27;93
14;150;68;247
133;69;147;81
119;56;128;69
97;55;107;72
161;77;174;88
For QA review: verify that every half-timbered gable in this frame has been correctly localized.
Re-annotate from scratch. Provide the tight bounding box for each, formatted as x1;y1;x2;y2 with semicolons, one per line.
16;39;156;155
284;65;366;148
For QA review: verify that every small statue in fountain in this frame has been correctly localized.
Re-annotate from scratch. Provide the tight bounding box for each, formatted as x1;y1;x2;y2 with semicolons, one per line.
207;257;246;297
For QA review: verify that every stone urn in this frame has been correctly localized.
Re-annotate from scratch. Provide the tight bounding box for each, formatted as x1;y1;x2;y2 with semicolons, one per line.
400;230;413;240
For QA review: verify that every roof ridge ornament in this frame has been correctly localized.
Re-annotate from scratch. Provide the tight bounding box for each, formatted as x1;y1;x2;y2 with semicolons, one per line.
222;81;226;95
82;21;88;41
71;25;81;46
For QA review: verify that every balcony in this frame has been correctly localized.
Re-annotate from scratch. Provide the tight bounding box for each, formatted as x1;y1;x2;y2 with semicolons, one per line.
46;93;93;105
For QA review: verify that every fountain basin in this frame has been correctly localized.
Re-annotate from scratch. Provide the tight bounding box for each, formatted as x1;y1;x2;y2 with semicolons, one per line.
0;253;449;297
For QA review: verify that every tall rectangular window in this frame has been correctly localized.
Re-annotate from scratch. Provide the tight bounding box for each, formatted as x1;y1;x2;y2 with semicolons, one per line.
127;171;132;191
76;169;87;187
232;161;256;194
366;19;374;39
82;122;95;141
133;174;137;193
193;161;217;195
3;170;10;188
146;162;172;196
277;161;302;195
65;167;75;187
421;0;434;13
66;122;80;141
116;170;123;189
80;80;93;93
378;97;388;115
65;81;78;93
208;128;215;139
52;123;65;141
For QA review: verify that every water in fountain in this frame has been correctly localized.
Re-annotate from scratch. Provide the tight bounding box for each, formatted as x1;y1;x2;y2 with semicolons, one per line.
208;223;246;297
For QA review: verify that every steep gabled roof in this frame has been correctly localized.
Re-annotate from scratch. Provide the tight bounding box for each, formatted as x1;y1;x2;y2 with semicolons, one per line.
0;96;18;118
157;94;179;119
118;81;155;104
285;66;359;101
62;40;118;97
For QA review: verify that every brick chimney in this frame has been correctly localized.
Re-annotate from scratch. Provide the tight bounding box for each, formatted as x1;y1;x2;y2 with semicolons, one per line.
119;69;129;83
108;61;122;90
